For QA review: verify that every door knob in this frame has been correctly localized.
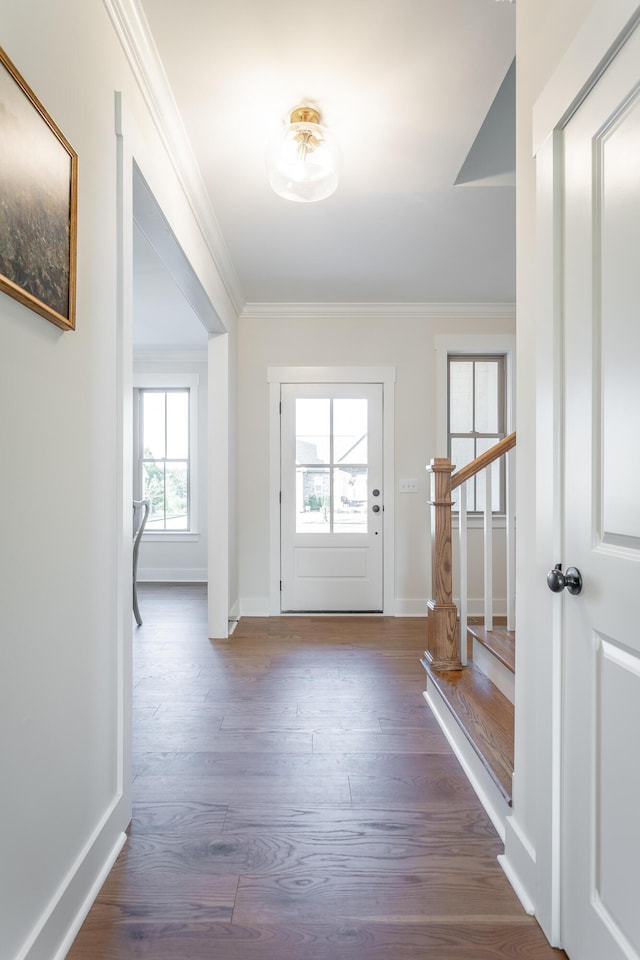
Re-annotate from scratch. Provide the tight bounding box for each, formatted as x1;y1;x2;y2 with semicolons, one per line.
372;504;380;513
547;563;583;596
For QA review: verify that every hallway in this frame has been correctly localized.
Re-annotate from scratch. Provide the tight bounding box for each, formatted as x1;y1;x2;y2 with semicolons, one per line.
68;585;565;959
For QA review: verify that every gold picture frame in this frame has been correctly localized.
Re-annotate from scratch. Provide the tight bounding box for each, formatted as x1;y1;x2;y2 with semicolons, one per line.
0;46;77;331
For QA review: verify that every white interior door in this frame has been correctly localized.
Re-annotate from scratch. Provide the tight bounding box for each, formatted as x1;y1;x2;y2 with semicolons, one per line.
280;383;383;612
561;22;640;960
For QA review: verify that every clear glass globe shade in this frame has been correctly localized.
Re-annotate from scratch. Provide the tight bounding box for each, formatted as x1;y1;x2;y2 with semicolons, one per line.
266;120;339;202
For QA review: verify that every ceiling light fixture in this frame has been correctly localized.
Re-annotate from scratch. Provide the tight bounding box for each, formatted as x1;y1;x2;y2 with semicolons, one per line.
266;106;339;203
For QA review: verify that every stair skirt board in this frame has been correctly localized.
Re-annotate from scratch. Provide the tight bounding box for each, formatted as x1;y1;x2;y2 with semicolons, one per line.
423;682;511;842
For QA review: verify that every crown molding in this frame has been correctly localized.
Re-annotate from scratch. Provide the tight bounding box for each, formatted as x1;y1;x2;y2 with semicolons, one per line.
241;302;516;321
103;0;245;317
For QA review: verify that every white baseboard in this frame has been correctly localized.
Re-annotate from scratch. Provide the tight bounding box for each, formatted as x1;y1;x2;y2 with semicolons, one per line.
499;812;537;916
394;599;428;617
51;832;126;960
239;597;271;617
138;567;207;582
236;597;507;619
398;598;508;618
18;797;127;960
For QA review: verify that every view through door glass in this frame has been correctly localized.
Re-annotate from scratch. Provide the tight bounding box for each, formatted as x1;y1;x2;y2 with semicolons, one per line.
295;397;369;534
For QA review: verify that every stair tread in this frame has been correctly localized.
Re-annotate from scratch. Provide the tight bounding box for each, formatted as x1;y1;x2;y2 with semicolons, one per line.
422;658;514;805
468;625;515;674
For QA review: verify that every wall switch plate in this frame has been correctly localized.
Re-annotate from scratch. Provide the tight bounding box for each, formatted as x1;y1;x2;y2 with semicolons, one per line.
399;478;418;493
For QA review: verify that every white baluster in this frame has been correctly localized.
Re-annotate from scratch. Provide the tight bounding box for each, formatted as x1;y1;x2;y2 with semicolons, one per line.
484;465;493;631
459;481;468;665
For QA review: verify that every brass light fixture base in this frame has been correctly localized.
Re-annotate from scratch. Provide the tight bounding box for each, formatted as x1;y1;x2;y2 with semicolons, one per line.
290;106;321;125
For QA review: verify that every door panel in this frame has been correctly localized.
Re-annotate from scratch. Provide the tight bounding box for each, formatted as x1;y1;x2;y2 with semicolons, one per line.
281;383;383;612
562;22;640;960
598;639;640;950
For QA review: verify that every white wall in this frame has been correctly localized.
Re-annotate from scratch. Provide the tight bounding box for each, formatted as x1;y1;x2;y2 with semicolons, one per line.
133;359;208;582
0;3;232;958
237;309;515;616
511;0;600;937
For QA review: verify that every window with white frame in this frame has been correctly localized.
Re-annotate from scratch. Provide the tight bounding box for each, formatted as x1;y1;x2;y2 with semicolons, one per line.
133;374;199;535
448;355;506;513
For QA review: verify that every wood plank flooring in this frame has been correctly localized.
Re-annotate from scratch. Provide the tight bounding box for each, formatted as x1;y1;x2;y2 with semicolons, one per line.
68;584;565;959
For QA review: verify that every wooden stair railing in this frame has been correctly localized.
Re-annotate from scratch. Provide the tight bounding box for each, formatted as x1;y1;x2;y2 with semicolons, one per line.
424;432;516;671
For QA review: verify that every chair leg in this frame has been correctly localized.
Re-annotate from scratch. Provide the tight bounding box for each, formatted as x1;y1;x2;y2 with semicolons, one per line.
133;581;142;626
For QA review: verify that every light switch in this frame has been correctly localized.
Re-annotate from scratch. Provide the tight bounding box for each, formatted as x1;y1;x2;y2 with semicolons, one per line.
399;478;418;493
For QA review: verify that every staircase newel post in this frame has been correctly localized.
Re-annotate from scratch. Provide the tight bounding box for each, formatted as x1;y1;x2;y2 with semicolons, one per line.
424;457;461;671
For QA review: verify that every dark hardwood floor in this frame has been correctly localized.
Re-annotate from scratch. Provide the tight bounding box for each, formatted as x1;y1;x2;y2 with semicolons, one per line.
68;584;566;959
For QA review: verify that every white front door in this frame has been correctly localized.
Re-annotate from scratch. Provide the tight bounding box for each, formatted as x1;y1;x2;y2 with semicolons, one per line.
561;22;640;960
280;383;383;612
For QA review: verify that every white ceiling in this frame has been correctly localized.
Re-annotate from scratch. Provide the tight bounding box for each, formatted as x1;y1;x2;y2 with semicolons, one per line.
133;0;515;320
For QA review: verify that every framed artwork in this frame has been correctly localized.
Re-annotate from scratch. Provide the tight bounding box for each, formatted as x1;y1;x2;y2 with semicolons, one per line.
0;46;77;331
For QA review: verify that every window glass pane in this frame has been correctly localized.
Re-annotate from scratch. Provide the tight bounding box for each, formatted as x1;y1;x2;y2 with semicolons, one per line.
296;467;330;533
334;399;368;464
451;437;476;510
165;462;188;529
166;391;189;459
449;361;474;433
142;392;166;459
334;466;368;533
296;399;330;464
475;361;499;433
450;437;475;474
143;460;166;527
476;437;502;512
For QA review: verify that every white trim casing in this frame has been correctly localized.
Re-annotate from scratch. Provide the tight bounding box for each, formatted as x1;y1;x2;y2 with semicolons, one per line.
532;0;640;156
268;366;396;616
208;333;231;638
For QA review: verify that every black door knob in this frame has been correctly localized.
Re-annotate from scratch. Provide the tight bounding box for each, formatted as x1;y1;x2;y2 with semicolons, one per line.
547;563;583;596
372;504;380;513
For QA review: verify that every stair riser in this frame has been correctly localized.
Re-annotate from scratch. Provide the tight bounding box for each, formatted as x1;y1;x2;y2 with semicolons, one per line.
473;639;515;704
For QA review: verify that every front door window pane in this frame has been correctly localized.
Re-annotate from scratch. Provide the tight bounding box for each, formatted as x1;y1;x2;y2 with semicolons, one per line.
334;399;368;463
334;466;368;533
296;467;330;533
296;399;330;464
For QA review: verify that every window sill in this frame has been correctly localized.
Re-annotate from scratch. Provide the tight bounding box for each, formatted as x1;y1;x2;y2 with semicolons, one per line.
142;531;200;543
